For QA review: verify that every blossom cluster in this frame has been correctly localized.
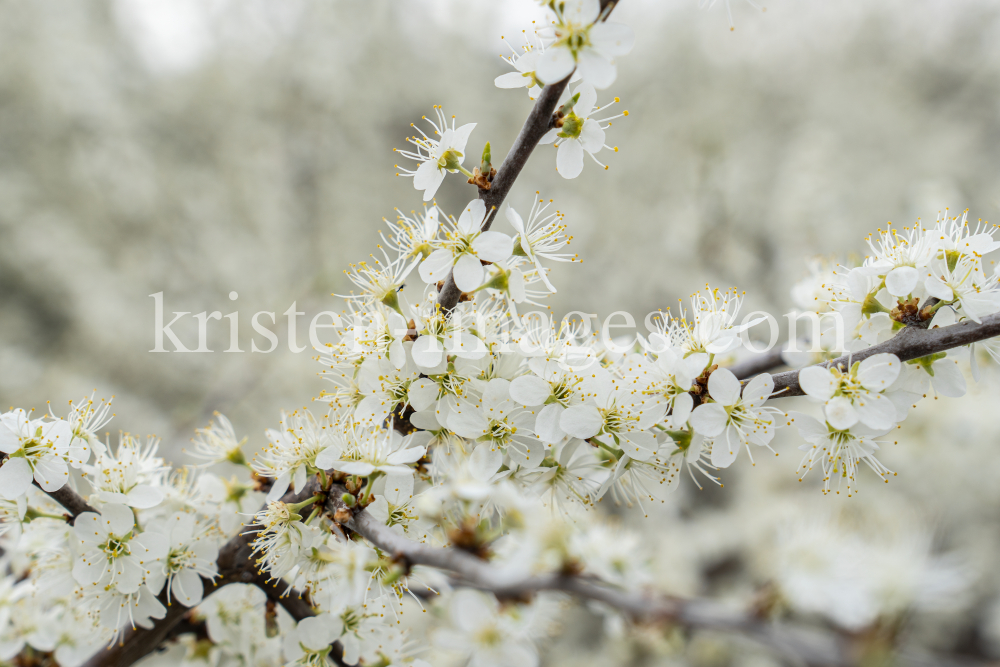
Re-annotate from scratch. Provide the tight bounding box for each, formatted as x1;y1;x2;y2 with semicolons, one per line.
781;210;1000;495
2;1;1000;666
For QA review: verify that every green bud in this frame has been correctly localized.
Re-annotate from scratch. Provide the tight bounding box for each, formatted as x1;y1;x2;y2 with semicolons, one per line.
341;493;357;507
558;92;581;116
481;141;491;167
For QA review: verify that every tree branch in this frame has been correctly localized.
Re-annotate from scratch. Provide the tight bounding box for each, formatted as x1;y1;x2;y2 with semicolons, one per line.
80;480;333;667
750;313;1000;398
436;79;571;310
436;2;622;311
727;347;786;380
35;481;97;524
326;487;983;667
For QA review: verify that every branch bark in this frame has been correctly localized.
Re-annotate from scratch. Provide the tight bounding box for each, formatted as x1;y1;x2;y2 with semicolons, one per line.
35;481;97;524
436;2;622;311
750;313;1000;398
436;78;571;310
78;480;333;667
326;486;983;667
727;346;786;380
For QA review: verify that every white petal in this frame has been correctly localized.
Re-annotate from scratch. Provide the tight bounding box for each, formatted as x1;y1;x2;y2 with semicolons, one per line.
495;71;528;89
579;118;605;154
573;83;598;118
472;231;513;263
924;276;954;301
618;430;655;461
742;373;773;408
98;503;135;536
125;484;164;509
538;128;560;145
448;406;488;439
559;405;603;439
509;375;551;407
505;206;525;234
853;393;897;430
556;140;585;179
931;360;966;398
710;429;740;468
30;455;67;492
469;444;503;481
706;368;741;406
0;419;19;454
334;461;376;476
576;49;617;89
384;473;414;506
857;353;901;391
457;199;487;234
266;472;290;502
799;365;837;400
885;266;918;297
589;21;635;56
451;123;477;156
535;46;576;85
453;253;485;292
418;248;454;284
172;568;204;607
386;446;425;465
534;404;566;443
824;396;859;430
411;335;443;369
690;403;727;437
412;159;440;191
670;392;694;426
791;412;828;439
0;458;32;500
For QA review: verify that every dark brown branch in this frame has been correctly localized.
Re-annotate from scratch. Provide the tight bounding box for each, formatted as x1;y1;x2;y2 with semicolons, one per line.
436;78;572;310
326;486;983;667
436;3;623;311
749;313;1000;398
35;481;97;524
80;480;335;667
727;347;786;380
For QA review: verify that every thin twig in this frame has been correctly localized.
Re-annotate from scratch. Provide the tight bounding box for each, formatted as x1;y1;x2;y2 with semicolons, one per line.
326;486;983;667
744;313;1000;398
436;2;622;311
34;481;97;524
727;347;786;380
78;480;337;667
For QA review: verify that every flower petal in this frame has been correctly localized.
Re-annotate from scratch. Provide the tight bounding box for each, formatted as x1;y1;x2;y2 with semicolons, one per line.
453;253;485;292
706;368;741;406
690;403;727;437
469;443;503;481
0;458;32;500
472;231;513;263
556;139;585;179
535;47;576;85
885;266;918;297
559;405;603;439
509;375;551;407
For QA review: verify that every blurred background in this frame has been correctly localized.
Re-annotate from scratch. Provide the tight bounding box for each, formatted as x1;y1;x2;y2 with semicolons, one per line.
5;0;1000;664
